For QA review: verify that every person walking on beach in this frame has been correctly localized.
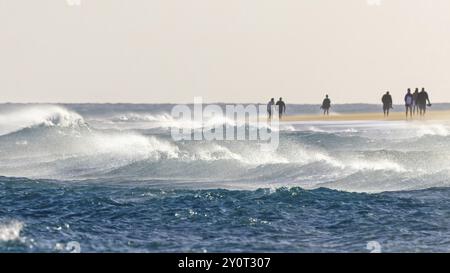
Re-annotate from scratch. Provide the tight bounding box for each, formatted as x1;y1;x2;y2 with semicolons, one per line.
267;98;275;121
413;88;419;115
417;88;431;116
276;97;286;119
321;94;331;115
382;91;393;117
404;89;414;119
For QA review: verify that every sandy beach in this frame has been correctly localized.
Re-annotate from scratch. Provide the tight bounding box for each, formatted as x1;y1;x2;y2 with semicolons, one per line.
283;110;450;122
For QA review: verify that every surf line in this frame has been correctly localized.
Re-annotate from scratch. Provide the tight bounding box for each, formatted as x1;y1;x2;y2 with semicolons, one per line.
170;97;279;151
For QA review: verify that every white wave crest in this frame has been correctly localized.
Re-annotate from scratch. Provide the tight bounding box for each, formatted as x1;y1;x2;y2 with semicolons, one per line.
0;105;86;136
111;112;288;132
114;113;175;123
345;159;406;172
0;220;24;242
415;123;449;137
85;133;181;160
188;144;289;165
290;149;406;172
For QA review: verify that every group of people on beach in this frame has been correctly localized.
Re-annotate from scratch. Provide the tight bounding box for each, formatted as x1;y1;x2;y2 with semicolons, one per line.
320;89;432;118
266;95;331;120
267;97;286;120
267;88;432;120
382;88;431;118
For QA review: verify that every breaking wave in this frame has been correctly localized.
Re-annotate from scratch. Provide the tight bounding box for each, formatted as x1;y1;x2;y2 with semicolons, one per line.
1;105;450;193
0;105;87;136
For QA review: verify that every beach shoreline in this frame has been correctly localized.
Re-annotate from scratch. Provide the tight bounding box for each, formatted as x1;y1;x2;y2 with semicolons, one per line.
282;109;450;122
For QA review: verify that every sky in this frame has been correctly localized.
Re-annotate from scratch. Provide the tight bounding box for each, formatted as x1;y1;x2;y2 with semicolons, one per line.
1;0;450;104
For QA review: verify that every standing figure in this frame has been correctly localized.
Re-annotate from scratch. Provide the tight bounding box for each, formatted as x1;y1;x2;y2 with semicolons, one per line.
276;97;286;120
267;98;275;121
413;88;419;115
417;88;431;116
321;94;331;115
404;89;414;119
381;91;393;117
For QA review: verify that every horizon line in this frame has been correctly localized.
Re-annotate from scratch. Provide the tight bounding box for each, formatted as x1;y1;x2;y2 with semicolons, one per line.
1;101;450;105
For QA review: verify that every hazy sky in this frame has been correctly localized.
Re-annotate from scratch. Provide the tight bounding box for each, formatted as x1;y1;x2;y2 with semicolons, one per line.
1;0;450;103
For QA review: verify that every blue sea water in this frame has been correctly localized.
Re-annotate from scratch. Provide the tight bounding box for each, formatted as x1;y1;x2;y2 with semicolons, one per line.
1;103;450;252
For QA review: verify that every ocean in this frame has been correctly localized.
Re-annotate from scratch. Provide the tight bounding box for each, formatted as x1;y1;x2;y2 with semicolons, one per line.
1;103;450;252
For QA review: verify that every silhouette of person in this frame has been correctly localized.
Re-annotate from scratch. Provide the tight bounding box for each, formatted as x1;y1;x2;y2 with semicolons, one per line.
404;89;414;119
382;91;393;117
276;97;286;119
417;88;431;116
267;98;275;121
321;94;331;115
413;88;419;115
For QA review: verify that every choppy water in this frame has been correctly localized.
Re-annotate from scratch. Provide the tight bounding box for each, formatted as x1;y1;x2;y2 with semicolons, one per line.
1;103;450;252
